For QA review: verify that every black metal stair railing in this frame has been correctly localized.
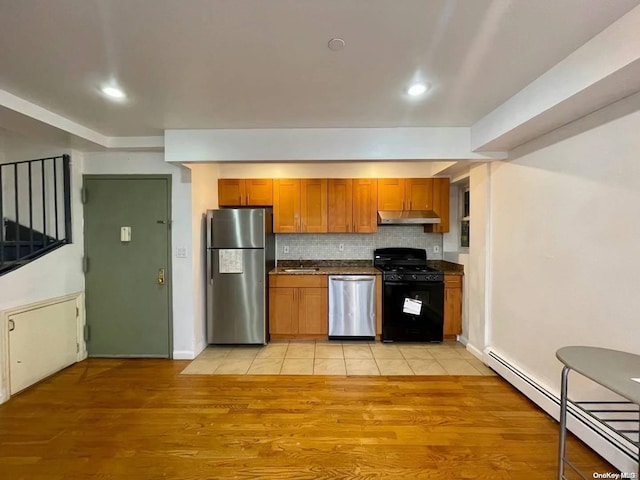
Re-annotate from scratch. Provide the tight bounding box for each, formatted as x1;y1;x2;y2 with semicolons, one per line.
0;154;72;275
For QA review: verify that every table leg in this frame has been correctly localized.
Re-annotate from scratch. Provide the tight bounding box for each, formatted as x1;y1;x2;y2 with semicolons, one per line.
558;366;570;480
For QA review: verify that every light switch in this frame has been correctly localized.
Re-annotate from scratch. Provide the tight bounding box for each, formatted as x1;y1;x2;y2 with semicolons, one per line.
120;226;132;242
176;247;187;258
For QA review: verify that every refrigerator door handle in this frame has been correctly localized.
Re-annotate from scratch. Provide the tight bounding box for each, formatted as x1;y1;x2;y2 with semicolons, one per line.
207;249;214;284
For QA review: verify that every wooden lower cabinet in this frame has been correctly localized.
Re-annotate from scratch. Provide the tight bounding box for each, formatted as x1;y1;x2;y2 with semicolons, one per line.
298;288;328;334
443;275;462;338
269;275;328;339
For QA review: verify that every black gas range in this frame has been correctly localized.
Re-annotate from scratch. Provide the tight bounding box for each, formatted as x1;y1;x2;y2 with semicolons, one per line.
374;248;444;343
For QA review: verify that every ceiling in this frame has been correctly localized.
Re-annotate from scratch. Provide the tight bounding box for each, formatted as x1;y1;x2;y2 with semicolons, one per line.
0;0;639;137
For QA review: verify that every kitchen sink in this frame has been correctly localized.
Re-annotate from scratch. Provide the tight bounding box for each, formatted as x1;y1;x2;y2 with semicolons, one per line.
283;267;320;273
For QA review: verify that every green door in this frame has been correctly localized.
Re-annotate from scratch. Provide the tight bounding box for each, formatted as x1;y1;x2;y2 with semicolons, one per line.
83;176;171;357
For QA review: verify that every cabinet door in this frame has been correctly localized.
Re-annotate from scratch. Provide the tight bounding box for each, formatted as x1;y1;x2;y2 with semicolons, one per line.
353;179;378;233
377;179;405;210
298;287;328;335
443;276;462;336
269;287;298;334
246;179;273;206
273;179;301;233
218;179;245;206
406;178;433;210
426;178;450;233
327;179;353;233
300;179;327;233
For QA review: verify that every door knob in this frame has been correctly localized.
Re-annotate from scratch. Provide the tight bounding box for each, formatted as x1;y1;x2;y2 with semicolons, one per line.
158;268;165;285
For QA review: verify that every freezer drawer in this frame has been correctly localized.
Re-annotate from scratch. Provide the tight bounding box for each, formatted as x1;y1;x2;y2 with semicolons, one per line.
328;275;376;339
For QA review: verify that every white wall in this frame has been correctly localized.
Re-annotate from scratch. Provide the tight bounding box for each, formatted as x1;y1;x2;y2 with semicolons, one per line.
0;141;84;403
165;128;500;163
218;161;436;178
82;152;196;359
187;163;219;356
481;106;640;469
488;107;640;384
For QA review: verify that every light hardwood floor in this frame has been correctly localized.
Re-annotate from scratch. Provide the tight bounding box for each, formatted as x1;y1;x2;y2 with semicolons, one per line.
0;359;613;479
0;359;614;480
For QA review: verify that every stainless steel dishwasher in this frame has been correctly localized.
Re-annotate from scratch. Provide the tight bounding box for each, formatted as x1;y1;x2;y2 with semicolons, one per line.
328;275;376;340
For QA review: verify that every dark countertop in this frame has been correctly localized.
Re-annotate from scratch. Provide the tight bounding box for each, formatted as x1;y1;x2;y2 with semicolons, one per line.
269;266;381;275
270;259;464;276
427;260;465;275
270;261;379;275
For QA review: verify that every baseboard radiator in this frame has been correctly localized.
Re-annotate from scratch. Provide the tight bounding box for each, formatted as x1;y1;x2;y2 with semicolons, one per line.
485;348;638;473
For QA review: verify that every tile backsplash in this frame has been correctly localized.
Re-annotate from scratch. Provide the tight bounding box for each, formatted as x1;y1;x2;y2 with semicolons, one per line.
276;226;443;261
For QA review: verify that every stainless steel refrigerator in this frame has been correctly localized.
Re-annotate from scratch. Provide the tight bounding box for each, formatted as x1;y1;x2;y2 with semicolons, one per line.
206;208;275;344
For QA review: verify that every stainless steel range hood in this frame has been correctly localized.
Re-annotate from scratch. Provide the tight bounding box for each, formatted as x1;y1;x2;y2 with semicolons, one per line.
377;210;441;225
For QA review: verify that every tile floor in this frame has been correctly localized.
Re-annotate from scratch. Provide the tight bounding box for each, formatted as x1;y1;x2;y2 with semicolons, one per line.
180;340;496;376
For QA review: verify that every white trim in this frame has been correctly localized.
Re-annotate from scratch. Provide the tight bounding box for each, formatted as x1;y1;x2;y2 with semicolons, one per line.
486;347;638;473
466;341;485;362
483;164;492;349
193;340;207;358
75;293;87;362
172;350;196;360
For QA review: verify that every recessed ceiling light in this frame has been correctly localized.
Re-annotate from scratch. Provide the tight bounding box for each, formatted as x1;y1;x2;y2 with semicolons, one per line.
328;38;345;51
101;86;126;99
407;83;428;97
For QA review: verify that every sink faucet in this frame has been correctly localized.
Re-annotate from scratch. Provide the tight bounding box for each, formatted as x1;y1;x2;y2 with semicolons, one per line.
299;257;303;268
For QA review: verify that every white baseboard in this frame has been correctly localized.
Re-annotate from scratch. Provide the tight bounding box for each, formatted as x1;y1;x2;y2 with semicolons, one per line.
193;340;207;358
172;350;195;360
486;347;638;474
465;340;484;362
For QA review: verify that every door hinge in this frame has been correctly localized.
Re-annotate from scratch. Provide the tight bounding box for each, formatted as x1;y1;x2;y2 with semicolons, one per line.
81;187;88;204
84;324;90;342
76;342;80;353
76;306;79;318
82;256;89;273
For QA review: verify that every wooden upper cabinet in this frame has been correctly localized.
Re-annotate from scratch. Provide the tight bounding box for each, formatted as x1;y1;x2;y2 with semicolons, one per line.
218;179;245;206
273;179;301;233
377;179;405;210
378;178;434;211
327;179;353;233
353;179;378;233
300;179;327;233
245;179;273;206
273;179;327;233
424;178;450;233
406;178;433;210
218;179;273;206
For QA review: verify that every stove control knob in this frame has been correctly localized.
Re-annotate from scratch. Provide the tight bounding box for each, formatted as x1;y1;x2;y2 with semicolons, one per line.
412;274;417;280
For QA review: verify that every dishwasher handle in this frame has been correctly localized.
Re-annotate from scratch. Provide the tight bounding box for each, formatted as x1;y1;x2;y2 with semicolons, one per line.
329;276;375;282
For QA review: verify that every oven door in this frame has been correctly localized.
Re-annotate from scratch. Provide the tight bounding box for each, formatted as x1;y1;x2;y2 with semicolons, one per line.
382;281;444;342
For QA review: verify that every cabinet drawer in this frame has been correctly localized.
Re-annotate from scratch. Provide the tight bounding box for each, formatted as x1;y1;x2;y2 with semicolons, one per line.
270;275;328;288
444;275;462;288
